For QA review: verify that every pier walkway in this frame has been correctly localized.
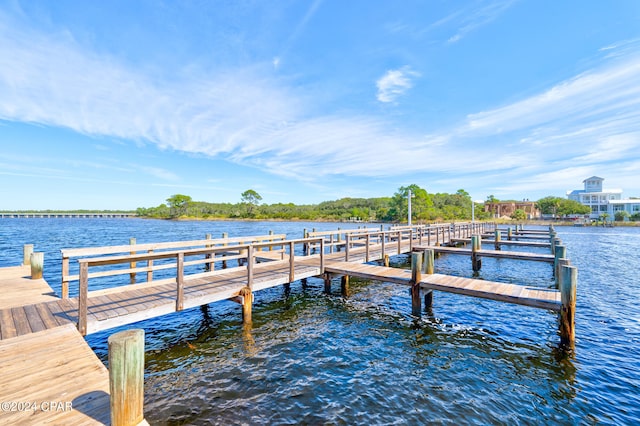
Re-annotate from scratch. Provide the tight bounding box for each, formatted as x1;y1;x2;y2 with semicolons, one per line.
0;222;575;424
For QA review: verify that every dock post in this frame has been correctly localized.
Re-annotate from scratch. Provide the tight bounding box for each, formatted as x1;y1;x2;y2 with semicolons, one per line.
30;252;44;279
411;251;422;317
303;229;308;255
554;245;566;278
471;235;482;272
108;329;145;426
337;228;342;252
507;227;512;241
129;238;136;284
559;265;577;347
383;254;390;267
23;244;34;266
341;275;349;297
239;287;253;325
324;273;332;293
423;249;434;310
555;258;570;288
494;230;501;251
345;234;350;261
205;233;213;272
222;232;228;269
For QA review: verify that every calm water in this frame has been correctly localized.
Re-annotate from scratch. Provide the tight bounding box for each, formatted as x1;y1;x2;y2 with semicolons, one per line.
1;219;639;425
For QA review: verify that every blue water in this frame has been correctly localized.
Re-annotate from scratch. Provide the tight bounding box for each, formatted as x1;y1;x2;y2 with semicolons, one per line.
1;219;639;425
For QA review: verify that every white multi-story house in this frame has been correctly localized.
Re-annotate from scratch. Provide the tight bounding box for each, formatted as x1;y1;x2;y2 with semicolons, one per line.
567;176;640;220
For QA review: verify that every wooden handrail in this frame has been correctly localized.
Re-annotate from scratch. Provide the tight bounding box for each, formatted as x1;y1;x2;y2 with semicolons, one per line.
75;237;325;334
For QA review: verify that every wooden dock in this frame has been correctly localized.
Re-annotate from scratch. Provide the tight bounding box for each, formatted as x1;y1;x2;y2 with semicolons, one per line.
0;222;577;423
0;265;59;310
416;245;556;263
0;324;111;425
325;261;561;311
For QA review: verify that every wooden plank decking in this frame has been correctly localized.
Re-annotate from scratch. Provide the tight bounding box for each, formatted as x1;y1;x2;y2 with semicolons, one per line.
325;261;561;311
0;265;59;310
415;245;556;263
449;238;552;248
0;324;112;425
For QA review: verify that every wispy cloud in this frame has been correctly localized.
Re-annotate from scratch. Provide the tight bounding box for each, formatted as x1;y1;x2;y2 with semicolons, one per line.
1;9;639;199
375;66;421;103
428;0;516;44
273;0;323;69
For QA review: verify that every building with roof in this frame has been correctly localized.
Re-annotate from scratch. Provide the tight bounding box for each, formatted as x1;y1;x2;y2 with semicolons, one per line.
567;176;640;220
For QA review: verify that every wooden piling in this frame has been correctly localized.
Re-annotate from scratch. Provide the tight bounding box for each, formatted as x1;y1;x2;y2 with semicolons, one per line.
559;265;577;347
23;244;34;266
129;238;136;284
383;254;390;267
494;230;501;251
324;273;332;293
554;245;566;278
30;252;44;279
507;227;512;241
176;253;184;311
341;275;349;297
471;235;481;272
222;232;228;269
555;258;570;289
411;252;422;317
108;329;145;426
205;233;213;272
423;249;434;310
239;287;253;325
423;249;435;275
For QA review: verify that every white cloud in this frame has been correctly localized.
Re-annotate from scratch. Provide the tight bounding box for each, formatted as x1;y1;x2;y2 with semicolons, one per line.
0;9;639;199
375;66;421;103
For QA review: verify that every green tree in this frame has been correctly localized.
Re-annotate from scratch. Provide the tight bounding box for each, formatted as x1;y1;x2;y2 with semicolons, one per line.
614;210;630;222
166;194;192;217
510;209;527;221
389;184;432;223
241;189;262;217
486;194;499;203
536;196;562;217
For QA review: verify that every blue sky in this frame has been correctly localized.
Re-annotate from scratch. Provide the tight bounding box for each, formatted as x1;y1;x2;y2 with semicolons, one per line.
1;0;639;210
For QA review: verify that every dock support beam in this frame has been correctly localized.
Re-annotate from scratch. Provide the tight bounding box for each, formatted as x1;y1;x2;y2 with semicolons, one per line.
108;329;145;426
411;251;422;317
559;265;577;347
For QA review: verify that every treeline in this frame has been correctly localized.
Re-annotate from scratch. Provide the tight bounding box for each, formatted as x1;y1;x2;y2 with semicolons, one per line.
137;185;493;222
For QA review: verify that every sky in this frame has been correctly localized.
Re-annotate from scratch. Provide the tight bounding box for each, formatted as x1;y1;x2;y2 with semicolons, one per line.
1;0;639;210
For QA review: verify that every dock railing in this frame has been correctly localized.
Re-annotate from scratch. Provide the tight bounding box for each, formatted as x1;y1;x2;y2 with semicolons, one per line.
75;237;324;335
61;233;286;298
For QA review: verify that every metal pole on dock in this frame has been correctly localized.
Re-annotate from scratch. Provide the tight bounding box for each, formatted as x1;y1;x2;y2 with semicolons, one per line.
108;329;145;426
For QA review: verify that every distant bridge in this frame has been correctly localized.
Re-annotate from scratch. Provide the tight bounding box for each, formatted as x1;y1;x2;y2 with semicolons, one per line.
0;212;136;218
